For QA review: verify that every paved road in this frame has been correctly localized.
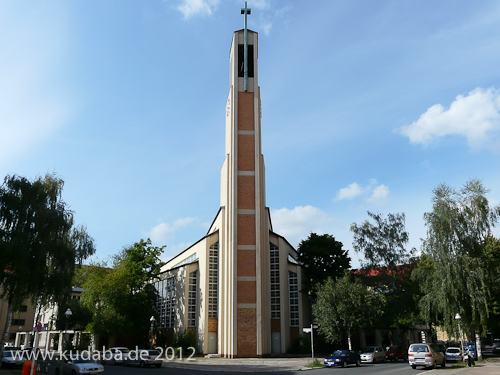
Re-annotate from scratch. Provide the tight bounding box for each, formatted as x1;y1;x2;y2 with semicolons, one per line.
102;361;436;375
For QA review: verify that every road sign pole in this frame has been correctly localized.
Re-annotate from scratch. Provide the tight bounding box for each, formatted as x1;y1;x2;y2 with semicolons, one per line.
311;323;314;361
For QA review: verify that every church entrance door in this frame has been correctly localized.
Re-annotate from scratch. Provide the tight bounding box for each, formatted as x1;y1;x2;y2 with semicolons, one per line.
272;332;281;354
208;332;217;354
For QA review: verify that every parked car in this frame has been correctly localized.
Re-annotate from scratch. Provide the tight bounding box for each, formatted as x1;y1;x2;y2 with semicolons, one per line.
385;346;407;361
444;347;462;362
324;349;361;368
464;342;478;360
125;349;162;368
408;343;445;369
492;342;500;356
102;347;129;365
360;346;385;363
55;355;104;375
1;350;24;368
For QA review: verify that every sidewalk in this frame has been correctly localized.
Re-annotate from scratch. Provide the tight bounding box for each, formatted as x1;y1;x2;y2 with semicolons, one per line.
166;356;317;372
435;359;500;374
165;357;500;373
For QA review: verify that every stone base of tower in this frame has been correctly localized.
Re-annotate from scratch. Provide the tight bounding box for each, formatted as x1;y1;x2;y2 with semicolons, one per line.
237;308;257;357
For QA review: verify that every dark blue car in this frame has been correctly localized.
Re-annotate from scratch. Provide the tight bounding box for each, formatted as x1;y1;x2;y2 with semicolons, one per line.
324;349;361;368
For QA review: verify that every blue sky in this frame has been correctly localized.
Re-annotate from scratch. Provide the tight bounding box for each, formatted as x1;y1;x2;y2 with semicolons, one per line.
2;0;500;268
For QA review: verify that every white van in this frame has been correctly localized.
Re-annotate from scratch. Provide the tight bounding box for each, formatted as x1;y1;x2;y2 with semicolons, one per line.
408;343;445;369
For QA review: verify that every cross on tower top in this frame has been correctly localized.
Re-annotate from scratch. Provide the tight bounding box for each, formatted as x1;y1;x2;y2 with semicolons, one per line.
241;2;251;30
241;2;251;92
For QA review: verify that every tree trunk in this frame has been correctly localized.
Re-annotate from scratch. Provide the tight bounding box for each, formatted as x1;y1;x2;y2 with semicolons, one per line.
476;332;483;362
0;296;15;355
348;333;352;350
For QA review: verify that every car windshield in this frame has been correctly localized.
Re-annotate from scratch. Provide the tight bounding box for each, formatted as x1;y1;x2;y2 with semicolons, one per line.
362;347;375;353
3;351;14;356
72;359;94;364
333;350;348;356
411;345;429;353
447;348;460;353
148;351;160;356
116;349;129;353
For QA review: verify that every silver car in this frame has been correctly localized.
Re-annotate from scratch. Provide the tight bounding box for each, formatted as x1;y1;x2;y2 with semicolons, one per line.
445;347;462;362
360;346;386;363
408;343;445;369
124;349;162;368
1;350;24;368
102;347;129;365
56;356;104;375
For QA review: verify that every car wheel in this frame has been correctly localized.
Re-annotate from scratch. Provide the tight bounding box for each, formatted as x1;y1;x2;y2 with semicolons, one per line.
155;364;161;368
432;360;437;369
342;361;346;368
356;360;361;367
72;370;77;375
140;361;146;368
55;368;60;375
441;359;446;368
411;364;416;369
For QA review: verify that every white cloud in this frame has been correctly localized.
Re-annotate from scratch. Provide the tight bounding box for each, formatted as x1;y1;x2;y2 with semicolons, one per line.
335;182;365;201
335;179;390;205
175;0;220;18
147;216;198;244
367;184;390;205
271;205;340;248
399;87;500;151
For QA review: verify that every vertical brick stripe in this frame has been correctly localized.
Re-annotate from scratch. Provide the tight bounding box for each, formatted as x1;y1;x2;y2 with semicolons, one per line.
237;250;256;276
237;175;255;209
237;281;256;303
237;86;257;358
238;92;254;131
237;134;255;171
237;308;257;357
237;214;256;245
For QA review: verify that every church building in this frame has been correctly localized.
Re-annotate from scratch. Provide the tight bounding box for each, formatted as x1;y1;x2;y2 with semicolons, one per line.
154;6;309;358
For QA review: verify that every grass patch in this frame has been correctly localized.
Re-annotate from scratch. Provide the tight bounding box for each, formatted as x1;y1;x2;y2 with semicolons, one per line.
306;358;324;368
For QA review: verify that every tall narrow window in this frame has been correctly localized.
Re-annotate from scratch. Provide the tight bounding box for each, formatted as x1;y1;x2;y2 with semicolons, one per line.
165;277;176;327
188;271;197;327
208;242;219;319
270;243;280;319
155;277;176;328
289;271;299;327
155;279;166;328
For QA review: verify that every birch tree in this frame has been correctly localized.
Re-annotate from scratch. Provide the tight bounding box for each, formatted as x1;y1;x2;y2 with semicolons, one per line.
0;174;95;352
313;274;384;350
417;179;500;361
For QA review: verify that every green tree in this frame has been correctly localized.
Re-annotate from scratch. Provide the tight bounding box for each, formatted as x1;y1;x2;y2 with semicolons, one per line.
350;212;415;345
0;174;95;351
297;233;351;294
313;273;384;350
417;180;500;360
82;239;165;345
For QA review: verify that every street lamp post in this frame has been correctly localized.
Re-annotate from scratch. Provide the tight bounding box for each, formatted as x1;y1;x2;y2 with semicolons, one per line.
64;308;72;350
455;313;464;356
150;316;156;349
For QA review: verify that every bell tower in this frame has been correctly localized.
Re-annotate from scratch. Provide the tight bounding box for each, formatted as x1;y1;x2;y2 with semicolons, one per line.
219;2;271;357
